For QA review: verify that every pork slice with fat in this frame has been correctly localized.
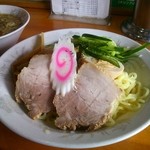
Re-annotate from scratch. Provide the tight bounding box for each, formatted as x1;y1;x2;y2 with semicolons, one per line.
15;54;55;119
53;63;120;131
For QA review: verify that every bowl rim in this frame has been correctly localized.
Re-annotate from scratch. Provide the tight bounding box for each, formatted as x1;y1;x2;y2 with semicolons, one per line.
0;4;30;39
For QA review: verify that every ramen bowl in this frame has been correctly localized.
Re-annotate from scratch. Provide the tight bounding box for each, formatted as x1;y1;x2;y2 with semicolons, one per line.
0;28;150;149
0;5;30;55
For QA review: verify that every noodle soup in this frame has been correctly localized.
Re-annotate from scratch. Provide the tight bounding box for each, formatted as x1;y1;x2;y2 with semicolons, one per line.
0;14;22;36
0;5;30;54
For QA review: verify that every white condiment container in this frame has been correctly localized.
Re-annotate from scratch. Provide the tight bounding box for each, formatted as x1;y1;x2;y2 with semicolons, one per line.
50;0;111;25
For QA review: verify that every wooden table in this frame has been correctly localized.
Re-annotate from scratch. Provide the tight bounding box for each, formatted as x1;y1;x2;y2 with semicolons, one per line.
0;7;150;150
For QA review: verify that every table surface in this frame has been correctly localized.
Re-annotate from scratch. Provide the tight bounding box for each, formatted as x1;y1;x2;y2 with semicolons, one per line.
0;7;150;150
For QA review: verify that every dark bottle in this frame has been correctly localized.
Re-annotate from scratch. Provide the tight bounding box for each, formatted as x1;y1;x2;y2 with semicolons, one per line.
121;0;150;42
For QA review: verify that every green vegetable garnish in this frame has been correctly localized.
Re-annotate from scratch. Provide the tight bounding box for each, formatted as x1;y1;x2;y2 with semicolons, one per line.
72;33;150;67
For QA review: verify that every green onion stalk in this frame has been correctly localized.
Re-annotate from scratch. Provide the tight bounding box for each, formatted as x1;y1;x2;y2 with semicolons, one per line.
72;34;150;67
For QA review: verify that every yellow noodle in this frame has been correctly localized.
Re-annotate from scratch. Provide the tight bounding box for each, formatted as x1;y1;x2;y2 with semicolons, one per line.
106;71;149;126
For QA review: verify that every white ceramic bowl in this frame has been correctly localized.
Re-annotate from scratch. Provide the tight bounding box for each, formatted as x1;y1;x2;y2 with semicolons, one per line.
0;28;150;149
0;5;30;55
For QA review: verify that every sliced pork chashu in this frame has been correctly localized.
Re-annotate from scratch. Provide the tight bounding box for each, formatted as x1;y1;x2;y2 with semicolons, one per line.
53;63;121;131
15;54;55;119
